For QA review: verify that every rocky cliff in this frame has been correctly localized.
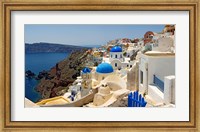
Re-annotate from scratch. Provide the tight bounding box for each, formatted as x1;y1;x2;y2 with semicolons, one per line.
35;49;90;100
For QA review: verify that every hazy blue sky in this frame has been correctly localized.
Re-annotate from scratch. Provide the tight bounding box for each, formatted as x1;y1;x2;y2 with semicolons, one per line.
25;24;165;46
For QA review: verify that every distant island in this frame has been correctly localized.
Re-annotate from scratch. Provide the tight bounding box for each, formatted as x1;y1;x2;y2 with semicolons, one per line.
25;42;89;53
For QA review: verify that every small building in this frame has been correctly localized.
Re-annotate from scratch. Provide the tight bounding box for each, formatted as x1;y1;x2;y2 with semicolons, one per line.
81;67;91;80
105;46;133;70
144;31;154;45
92;51;103;64
133;38;139;43
126;45;141;58
126;46;134;58
109;46;124;62
138;40;144;47
80;67;92;97
119;38;132;45
163;25;175;35
93;56;103;65
138;52;175;104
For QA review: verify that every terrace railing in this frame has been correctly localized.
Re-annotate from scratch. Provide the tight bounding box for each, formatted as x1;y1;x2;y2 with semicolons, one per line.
153;75;164;92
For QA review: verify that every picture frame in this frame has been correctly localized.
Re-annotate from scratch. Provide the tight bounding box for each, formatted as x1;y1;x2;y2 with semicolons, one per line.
0;0;199;131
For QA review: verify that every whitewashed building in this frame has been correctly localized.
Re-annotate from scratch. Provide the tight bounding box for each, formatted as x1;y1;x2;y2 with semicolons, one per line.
103;46;134;70
138;52;175;104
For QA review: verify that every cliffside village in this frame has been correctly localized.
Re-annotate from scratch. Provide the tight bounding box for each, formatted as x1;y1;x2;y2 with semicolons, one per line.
26;25;176;108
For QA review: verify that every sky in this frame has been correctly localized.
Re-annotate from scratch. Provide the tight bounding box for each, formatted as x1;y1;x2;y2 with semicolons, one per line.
25;24;165;46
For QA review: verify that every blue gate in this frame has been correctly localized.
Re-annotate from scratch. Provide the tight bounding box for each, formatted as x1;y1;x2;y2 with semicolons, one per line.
153;75;164;92
128;91;147;107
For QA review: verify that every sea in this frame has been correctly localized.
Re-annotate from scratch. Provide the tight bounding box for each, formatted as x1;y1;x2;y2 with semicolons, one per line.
25;52;69;102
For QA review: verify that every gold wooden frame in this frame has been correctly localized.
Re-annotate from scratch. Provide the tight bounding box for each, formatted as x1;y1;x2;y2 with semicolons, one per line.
0;0;199;131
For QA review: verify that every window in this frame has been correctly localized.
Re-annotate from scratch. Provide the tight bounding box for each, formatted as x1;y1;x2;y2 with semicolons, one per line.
140;71;143;84
115;54;117;58
130;65;132;68
127;65;129;67
111;54;112;58
120;54;122;58
115;63;117;67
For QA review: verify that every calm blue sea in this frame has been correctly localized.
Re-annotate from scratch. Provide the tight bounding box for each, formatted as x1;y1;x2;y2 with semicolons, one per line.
25;52;69;102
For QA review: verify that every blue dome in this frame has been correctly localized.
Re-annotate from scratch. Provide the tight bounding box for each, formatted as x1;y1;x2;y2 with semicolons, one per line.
96;63;114;74
110;46;122;52
82;67;91;74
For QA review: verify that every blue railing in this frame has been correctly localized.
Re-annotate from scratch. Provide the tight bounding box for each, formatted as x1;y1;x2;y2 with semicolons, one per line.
128;91;147;107
153;75;164;92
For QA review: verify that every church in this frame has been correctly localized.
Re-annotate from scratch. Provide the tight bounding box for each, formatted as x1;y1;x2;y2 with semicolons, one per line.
103;46;134;70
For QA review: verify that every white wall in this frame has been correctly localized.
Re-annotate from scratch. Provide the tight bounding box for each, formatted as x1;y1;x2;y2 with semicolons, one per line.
148;85;164;103
139;54;175;94
147;56;175;85
110;59;132;70
139;57;148;93
164;76;175;104
95;72;113;82
110;59;122;69
109;52;123;62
